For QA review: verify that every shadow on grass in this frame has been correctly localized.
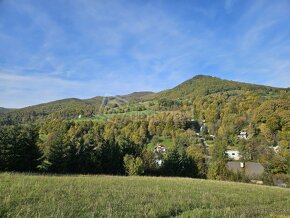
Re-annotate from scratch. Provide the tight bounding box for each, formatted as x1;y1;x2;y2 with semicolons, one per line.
0;206;8;218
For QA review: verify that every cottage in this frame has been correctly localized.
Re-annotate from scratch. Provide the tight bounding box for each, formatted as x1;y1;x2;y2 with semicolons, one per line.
154;144;166;153
225;150;240;160
156;159;163;166
238;131;248;140
272;145;280;153
227;162;264;179
154;144;166;166
200;123;208;135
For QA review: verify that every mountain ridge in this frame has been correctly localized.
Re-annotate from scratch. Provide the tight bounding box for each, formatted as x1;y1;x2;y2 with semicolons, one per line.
157;75;284;100
0;74;288;125
0;107;16;115
2;75;286;109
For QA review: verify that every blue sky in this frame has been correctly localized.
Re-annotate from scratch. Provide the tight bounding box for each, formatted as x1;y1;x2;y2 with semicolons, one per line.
0;0;290;108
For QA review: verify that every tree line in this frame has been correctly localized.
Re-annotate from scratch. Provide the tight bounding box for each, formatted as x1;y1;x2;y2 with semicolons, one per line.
1;108;289;183
1;83;290;182
0;116;201;177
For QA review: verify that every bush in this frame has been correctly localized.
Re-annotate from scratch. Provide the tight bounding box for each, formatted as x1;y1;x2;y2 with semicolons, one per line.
261;172;274;186
272;174;290;187
227;171;250;183
207;160;229;180
123;155;144;176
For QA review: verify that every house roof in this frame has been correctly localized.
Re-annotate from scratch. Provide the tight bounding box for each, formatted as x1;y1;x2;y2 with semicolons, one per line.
227;162;264;178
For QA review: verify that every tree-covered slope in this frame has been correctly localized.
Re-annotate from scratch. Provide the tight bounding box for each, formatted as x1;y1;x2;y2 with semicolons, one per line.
0;75;288;125
0;76;289;183
0;92;155;125
0;107;14;115
0;98;99;125
119;91;156;102
156;75;285;100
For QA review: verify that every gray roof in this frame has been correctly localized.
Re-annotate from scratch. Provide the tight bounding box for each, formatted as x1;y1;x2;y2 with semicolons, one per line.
227;162;264;178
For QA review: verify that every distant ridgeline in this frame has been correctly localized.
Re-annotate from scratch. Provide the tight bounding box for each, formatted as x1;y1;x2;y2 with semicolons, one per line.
0;75;289;184
0;75;288;125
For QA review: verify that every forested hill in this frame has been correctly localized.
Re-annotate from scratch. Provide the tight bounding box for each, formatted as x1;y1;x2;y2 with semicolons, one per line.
0;107;15;115
0;75;289;180
0;91;155;125
156;75;286;99
0;75;288;125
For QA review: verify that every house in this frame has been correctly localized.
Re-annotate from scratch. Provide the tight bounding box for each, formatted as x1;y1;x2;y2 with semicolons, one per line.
200;123;208;135
270;145;280;153
156;159;163;166
227;162;264;179
154;144;166;166
238;131;248;140
225;150;240;160
154;144;166;153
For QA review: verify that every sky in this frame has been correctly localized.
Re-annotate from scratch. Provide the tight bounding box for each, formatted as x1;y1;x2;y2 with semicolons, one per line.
0;0;290;108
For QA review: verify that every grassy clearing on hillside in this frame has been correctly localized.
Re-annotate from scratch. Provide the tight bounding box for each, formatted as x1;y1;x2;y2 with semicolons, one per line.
146;136;175;151
75;110;157;122
0;173;289;218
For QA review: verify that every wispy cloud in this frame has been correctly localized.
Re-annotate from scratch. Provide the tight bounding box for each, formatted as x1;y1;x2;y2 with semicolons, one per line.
0;0;289;107
0;70;164;108
224;0;238;12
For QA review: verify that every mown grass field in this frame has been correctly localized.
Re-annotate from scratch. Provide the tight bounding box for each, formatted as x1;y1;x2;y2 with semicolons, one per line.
75;110;157;122
146;136;175;151
0;173;289;218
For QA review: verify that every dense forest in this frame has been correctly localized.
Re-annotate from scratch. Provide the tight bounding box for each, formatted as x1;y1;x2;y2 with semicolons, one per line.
0;75;289;184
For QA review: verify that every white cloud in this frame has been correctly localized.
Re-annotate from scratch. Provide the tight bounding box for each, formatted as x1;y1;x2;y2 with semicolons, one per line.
0;71;164;108
0;72;81;108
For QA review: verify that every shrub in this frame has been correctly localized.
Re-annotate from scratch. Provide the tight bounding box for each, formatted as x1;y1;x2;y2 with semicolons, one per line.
123;155;144;176
261;172;274;186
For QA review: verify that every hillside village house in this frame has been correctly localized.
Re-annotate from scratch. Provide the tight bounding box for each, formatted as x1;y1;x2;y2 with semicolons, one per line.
154;144;166;166
272;145;280;153
154;144;166;153
238;131;248;140
225;150;240;160
156;159;163;166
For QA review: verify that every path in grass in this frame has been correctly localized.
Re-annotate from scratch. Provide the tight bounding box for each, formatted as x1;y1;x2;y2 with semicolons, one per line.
0;173;289;217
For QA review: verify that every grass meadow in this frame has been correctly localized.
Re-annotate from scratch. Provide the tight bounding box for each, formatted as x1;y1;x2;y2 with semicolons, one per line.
0;173;289;217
